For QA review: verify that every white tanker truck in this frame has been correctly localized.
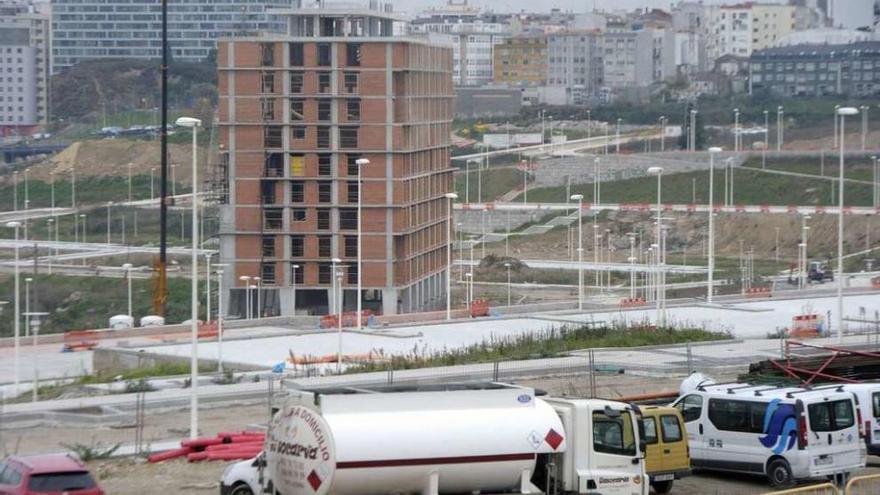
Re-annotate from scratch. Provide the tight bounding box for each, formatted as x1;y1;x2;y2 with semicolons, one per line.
227;383;649;495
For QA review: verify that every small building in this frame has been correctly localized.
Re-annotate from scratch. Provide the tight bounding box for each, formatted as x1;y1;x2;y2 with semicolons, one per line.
493;35;547;86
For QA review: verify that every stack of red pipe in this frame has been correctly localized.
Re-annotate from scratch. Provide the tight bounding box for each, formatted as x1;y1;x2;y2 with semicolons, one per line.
147;430;265;463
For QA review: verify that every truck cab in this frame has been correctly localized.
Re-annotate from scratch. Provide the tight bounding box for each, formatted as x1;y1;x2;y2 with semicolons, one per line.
542;398;648;495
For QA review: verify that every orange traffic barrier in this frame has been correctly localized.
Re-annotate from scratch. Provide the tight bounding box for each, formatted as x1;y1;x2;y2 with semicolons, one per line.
619;297;647;308
470;299;490;318
788;314;825;339
872;277;880;289
319;310;374;329
197;321;219;339
745;287;772;298
62;330;99;352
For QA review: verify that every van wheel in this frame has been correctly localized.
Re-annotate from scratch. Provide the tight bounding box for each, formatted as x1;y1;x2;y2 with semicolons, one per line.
230;483;254;495
767;458;794;488
651;480;674;494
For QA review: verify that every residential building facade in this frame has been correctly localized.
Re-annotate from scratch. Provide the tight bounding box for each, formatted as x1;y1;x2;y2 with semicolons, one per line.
493;35;547;86
0;0;50;132
51;0;294;69
546;31;603;104
750;41;880;97
705;3;796;61
217;3;454;317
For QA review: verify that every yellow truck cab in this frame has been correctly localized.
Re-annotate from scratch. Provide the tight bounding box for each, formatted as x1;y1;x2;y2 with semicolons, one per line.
637;405;691;494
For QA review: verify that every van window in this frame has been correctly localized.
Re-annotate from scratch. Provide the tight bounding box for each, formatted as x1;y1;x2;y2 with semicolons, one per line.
873;393;880;418
809;399;855;432
661;415;683;442
642;417;658;444
593;411;636;456
676;394;703;423
708;399;768;433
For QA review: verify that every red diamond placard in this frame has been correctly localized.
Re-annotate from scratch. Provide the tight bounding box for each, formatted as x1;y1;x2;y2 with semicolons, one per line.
307;470;323;491
544;428;563;450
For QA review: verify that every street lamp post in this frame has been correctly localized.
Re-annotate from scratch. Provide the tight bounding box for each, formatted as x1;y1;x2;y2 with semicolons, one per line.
836;107;859;341
12;171;18;211
79;214;87;245
331;257;343;372
763;110;769;168
254;277;262;318
175;115;202;440
205;253;213;322
648;167;664;324
504;262;512;306
861;105;869;152
106;202;113;244
24;312;48;403
24;278;31;337
833;105;841;149
6;221;21;394
355;158;370;330
873;156;879;209
800;216;811;290
571;194;584;310
627;233;636;298
615;118;622;154
733;108;740;152
123;263;133;320
707;147;722;303
445;193;459;320
659;116;666;152
777;106;784;151
150;167;156;201
216;267;225;373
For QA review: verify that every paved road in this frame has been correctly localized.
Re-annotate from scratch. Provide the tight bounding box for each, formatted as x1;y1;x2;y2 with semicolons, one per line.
455;258;709;274
456;201;880;215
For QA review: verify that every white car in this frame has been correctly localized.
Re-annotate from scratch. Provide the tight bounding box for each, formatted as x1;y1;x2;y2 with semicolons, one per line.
220;454;264;495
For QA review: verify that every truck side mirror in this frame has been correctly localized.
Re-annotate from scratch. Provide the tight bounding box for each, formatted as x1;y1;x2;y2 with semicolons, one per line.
639;440;647;454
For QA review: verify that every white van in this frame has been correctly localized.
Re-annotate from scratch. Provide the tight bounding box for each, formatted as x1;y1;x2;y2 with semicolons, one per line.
838;384;880;456
672;380;866;488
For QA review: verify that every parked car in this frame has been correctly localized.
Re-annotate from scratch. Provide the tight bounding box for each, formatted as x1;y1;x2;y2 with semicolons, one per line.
0;454;103;495
220;454;264;495
838;383;880;455
636;405;691;494
673;375;866;488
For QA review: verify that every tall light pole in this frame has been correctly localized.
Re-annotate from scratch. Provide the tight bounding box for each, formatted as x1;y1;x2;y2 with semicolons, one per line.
873;155;879;209
833;105;841;149
733;108;740;152
216;266;225;373
504;262;512;306
777;106;784;151
254;277;262;318
690;110;698;152
12;171;18;211
763;110;769;168
24;278;32;338
331;257;343;371
121;263;133;321
648;167;664;325
836;107;859;341
707;147;722;303
445;193;458;320
861;105;869;152
615;118;622;154
106;202;113;244
355;158;369;330
571;194;584;310
205;253;213;322
175;115;202;440
627;233;636;298
6;221;21;394
79;214;87;244
800;218;811;290
24;312;47;403
150;167;156;202
70;165;76;209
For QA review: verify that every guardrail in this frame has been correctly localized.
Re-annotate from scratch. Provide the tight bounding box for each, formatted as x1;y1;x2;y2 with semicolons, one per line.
845;473;880;495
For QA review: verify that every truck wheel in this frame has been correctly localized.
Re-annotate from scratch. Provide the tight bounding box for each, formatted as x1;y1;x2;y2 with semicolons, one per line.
767;458;794;488
230;483;254;495
651;480;674;494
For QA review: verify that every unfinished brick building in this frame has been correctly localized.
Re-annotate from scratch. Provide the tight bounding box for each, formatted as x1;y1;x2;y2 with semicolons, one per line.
217;3;454;317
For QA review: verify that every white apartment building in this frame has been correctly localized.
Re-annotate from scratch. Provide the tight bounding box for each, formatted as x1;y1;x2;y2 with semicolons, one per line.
0;0;50;131
704;3;796;61
546;31;603;104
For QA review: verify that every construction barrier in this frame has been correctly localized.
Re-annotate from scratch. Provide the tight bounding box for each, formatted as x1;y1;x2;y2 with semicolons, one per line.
760;483;838;495
61;330;99;352
470;299;490;318
871;277;880;289
745;287;773;298
788;313;826;339
845;473;880;495
319;310;374;329
197;321;218;339
619;297;647;308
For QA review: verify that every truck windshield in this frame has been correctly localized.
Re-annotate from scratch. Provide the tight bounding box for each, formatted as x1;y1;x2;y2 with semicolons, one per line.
808;399;855;432
593;411;636;456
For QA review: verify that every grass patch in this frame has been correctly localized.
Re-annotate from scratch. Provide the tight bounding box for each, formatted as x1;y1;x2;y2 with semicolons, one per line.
455;167;523;202
0;176;190;211
347;322;730;372
515;164;875;207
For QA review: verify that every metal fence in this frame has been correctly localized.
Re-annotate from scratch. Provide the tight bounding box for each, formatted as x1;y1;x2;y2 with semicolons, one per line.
761;483;839;495
845;474;880;495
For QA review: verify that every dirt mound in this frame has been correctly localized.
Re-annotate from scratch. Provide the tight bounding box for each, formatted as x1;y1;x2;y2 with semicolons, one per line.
23;140;207;184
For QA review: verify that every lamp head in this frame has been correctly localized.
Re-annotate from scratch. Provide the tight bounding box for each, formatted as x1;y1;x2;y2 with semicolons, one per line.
570;194;584;201
175;116;202;128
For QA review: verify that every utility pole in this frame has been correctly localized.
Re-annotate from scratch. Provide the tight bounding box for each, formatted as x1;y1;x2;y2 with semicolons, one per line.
155;0;170;315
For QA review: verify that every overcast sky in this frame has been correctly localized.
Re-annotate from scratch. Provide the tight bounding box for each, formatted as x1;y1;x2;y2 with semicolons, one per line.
395;0;790;15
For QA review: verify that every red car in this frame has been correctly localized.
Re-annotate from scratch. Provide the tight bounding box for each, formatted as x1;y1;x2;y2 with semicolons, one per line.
0;454;103;495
